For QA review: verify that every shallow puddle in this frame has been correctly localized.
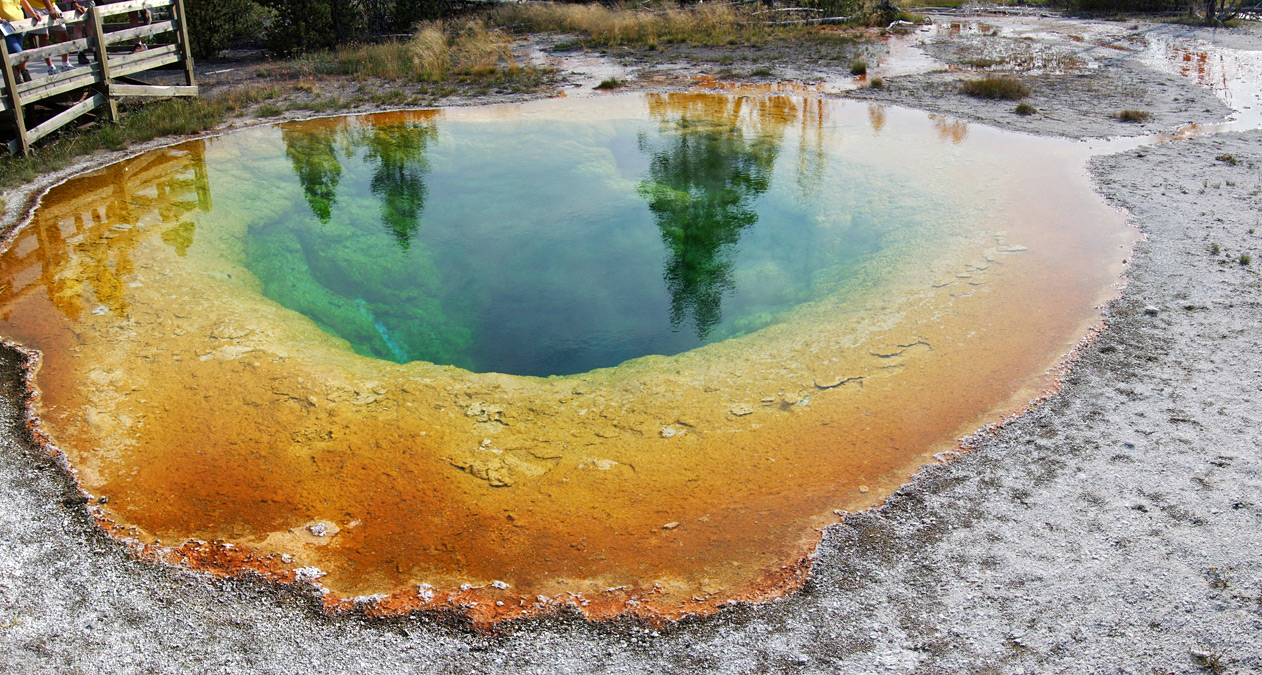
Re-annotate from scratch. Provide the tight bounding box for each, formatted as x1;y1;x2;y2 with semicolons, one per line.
0;93;1134;624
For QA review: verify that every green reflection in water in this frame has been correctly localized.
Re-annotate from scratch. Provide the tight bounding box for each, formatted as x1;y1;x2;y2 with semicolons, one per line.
638;96;782;339
254;116;472;367
234;96;950;376
364;122;437;250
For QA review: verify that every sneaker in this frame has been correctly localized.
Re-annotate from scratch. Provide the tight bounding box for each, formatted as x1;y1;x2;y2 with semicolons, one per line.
78;51;89;65
63;61;75;70
48;64;60;75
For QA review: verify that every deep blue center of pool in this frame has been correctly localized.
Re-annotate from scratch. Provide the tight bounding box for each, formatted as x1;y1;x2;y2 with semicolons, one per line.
244;97;937;376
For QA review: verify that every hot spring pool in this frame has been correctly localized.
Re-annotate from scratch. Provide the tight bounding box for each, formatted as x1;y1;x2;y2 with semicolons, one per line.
0;92;1135;623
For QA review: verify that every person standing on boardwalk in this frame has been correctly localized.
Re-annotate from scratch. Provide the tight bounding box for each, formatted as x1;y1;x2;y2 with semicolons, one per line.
0;0;43;82
26;0;72;75
67;0;93;65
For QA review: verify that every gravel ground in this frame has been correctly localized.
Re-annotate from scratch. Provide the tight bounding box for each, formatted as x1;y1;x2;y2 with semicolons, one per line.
1;13;1260;675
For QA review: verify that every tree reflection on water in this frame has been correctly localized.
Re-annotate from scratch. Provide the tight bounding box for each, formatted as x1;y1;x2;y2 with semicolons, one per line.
638;94;796;339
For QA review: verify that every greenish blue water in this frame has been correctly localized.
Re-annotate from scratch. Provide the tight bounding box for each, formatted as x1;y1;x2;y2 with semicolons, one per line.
243;97;952;376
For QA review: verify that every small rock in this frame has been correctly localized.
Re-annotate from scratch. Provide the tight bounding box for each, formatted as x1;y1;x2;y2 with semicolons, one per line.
729;403;754;416
858;485;870;494
491;580;510;589
660;427;679;438
662;522;680;530
1143;305;1159;316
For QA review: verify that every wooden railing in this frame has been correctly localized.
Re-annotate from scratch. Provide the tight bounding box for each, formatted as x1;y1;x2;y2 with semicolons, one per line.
0;0;196;155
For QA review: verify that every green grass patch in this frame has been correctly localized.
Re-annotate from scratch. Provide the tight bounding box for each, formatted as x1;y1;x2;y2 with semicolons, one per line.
1014;102;1037;116
960;76;1030;100
1116;109;1151;123
594;77;623;90
255;103;284;117
850;60;868;76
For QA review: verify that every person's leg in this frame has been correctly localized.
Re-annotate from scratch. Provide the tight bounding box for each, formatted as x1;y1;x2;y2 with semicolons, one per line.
53;26;69;68
74;1;93;64
6;33;31;82
33;30;54;74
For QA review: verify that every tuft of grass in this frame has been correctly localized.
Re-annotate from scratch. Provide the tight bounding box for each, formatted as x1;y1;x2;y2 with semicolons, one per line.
1241;253;1252;265
286;19;532;85
1190;648;1226;674
850;60;868;76
1205;566;1232;589
868;77;885;89
1015;102;1036;116
594;77;623;90
1215;153;1238;166
962;56;1003;68
1211;242;1221;255
1116;109;1151;123
961;76;1030;100
255;103;284;117
750;67;775;77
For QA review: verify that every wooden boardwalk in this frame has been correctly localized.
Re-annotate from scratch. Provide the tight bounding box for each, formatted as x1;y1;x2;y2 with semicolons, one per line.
0;0;196;155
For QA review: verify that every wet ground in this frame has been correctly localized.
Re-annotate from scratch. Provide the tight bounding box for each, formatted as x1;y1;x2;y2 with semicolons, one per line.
0;9;1260;674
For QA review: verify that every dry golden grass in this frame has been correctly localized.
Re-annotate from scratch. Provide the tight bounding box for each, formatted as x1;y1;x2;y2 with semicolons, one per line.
286;18;527;83
489;2;819;48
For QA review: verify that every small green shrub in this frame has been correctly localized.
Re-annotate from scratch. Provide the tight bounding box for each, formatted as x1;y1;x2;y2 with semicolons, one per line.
1241;253;1252;265
850;60;868;76
594;77;623;90
1211;242;1221;255
1117;109;1151;123
1015;102;1036;116
961;76;1030;100
750;67;775;77
1215;153;1238;166
868;77;885;89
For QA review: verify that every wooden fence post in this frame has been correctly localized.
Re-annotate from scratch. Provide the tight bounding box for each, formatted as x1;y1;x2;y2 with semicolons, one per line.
171;0;195;88
89;5;118;123
0;36;30;155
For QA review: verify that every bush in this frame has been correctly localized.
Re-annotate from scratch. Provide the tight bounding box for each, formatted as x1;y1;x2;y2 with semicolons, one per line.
258;0;444;56
259;0;362;56
185;0;272;59
1116;109;1151;123
1015;102;1037;115
1060;0;1184;13
961;76;1030;100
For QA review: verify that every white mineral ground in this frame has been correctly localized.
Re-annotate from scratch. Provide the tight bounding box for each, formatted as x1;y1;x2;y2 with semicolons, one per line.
0;11;1259;674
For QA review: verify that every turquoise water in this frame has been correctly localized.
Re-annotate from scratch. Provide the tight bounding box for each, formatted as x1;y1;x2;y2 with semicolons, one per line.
243;96;952;376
